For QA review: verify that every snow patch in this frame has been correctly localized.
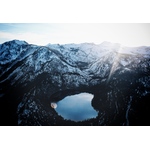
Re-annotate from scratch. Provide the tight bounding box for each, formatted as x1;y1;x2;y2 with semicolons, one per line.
14;40;28;45
120;59;129;66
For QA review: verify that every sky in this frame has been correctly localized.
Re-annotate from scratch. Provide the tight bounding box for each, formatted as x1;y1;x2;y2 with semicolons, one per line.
0;23;150;47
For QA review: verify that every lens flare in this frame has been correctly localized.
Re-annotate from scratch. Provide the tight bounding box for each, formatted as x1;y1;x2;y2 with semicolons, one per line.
107;46;122;83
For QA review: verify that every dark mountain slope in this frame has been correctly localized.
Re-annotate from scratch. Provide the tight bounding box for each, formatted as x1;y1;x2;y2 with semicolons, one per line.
0;40;150;125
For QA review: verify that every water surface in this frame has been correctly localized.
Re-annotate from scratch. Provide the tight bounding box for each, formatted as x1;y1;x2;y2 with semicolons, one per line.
54;93;98;122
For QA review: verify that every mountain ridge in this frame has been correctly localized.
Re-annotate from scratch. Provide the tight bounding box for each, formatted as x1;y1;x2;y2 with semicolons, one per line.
0;39;150;125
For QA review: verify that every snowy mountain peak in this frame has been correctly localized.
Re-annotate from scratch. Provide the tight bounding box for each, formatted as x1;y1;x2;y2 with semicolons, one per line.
0;40;28;65
2;39;28;46
100;41;120;47
100;41;112;46
13;40;28;45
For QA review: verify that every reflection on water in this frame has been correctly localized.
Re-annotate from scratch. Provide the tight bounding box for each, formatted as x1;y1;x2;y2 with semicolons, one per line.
55;93;98;122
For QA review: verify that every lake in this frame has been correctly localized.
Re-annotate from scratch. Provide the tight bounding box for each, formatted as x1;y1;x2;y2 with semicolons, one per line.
52;93;98;122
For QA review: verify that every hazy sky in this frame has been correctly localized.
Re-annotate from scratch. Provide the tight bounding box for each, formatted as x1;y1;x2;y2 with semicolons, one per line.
0;23;150;47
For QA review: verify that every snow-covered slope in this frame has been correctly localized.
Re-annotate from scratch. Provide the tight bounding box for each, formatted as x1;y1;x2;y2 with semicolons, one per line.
0;40;150;126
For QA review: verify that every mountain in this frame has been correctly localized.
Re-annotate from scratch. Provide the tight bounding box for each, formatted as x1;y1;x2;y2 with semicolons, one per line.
0;40;150;125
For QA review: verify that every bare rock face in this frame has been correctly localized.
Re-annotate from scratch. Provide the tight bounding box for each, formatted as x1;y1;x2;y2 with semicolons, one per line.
0;40;150;125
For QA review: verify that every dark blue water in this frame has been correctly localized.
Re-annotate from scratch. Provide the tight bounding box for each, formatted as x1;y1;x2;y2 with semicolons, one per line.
55;93;98;122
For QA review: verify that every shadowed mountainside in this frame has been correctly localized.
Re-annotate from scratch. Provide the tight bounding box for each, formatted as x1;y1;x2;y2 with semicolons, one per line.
0;40;150;125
